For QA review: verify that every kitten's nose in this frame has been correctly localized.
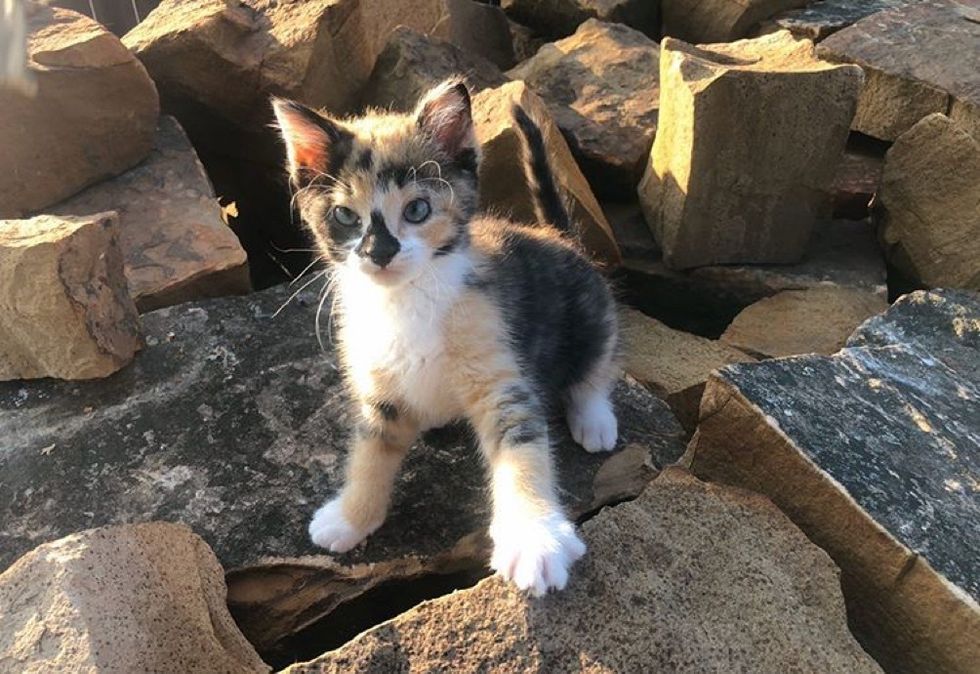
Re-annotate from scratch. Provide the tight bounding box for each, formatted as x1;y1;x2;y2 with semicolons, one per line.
356;210;400;269
369;248;397;268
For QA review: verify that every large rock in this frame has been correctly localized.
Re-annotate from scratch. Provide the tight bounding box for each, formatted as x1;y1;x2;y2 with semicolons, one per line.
817;0;980;141
502;0;659;39
876;113;980;290
360;26;508;112
441;0;515;70
51;116;251;312
0;522;268;673
769;0;912;41
123;0;452;138
623;219;888;336
473;81;621;266
621;308;754;431
508;19;660;199
662;0;806;43
0;282;685;651
286;468;881;673
640;31;863;270
0;213;142;381
685;289;980;673
0;5;158;217
721;287;888;358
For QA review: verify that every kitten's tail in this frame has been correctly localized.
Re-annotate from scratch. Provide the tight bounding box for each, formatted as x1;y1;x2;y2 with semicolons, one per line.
512;104;573;235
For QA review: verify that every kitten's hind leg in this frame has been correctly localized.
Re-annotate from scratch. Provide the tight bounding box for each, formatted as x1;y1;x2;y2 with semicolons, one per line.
309;402;418;552
566;347;619;453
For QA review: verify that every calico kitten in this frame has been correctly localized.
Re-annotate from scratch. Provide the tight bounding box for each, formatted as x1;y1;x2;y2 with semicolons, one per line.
272;79;619;595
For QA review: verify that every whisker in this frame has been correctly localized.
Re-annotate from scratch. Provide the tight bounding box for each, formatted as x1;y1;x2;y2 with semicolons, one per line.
273;269;328;318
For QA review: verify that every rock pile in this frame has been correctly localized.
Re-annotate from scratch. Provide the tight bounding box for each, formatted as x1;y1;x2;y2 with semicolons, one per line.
1;0;979;671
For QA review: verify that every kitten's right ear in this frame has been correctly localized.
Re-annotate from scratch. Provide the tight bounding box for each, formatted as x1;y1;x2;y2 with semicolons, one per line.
272;98;350;185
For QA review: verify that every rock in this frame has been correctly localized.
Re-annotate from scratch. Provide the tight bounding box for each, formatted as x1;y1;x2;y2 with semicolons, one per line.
507;18;544;62
770;0;912;41
832;142;884;220
360;26;508;112
876;113;980;290
684;289;980;673
442;0;515;70
721;287;888;358
286;468;881;673
639;32;863;269
622;219;888;337
0;282;686;651
123;0;452;133
38;0;162;36
472;81;621;266
502;0;659;39
50;116;251;313
661;0;807;43
508;19;660;199
0;5;158;218
605;200;660;259
621;308;754;431
0;522;269;673
817;0;980;141
0;213;142;381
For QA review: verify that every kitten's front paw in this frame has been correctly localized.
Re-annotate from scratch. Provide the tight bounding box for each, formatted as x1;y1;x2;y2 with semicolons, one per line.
308;497;373;553
489;511;586;597
567;394;618;453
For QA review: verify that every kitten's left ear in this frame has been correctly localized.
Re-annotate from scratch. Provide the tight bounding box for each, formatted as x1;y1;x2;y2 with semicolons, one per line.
415;79;477;162
272;98;351;185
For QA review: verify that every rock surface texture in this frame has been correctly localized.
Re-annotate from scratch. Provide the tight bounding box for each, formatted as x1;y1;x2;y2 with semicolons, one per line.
685;290;980;673
442;0;515;69
639;32;863;269
51;116;251;312
817;0;980;141
472;81;620;266
0;213;142;381
876;113;980;290
0;5;158;217
508;19;661;198
503;0;659;38
661;0;807;43
720;287;888;357
0;522;269;673
286;468;881;673
360;26;508;112
621;308;754;431
0;282;685;650
771;0;912;40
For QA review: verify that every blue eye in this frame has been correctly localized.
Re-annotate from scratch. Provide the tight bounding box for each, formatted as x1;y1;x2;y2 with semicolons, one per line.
403;198;431;224
332;206;359;227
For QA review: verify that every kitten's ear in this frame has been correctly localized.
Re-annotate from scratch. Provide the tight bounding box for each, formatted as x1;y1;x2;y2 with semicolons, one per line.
415;79;477;161
272;98;350;184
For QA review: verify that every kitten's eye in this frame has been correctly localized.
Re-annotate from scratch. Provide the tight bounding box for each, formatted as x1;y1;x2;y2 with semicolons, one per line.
403;198;431;224
332;206;359;227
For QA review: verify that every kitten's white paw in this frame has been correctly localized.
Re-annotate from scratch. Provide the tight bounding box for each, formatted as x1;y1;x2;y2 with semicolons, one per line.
308;497;372;553
567;393;618;452
489;511;586;597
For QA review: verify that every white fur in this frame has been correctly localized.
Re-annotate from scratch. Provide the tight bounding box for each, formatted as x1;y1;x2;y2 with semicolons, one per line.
489;510;586;596
309;497;371;552
567;387;618;452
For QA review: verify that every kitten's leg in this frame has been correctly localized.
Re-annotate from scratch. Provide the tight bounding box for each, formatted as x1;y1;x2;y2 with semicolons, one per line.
566;336;619;453
470;381;586;596
309;402;418;552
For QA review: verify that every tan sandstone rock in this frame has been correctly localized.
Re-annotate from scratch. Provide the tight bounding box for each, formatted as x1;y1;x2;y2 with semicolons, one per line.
817;0;980;141
621;308;754;431
472;81;621;266
639;32;863;269
360;26;508;112
51;116;250;313
721;287;888;358
0;5;158;218
286;468;881;673
123;0;452;132
503;0;659;39
0;522;269;673
441;0;515;69
508;19;661;198
662;0;806;43
876;113;980;290
0;213;142;381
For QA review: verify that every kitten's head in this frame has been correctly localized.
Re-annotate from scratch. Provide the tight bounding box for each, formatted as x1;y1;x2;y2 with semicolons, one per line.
273;80;480;287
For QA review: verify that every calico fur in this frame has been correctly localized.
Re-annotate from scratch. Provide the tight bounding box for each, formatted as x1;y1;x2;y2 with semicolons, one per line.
273;80;619;596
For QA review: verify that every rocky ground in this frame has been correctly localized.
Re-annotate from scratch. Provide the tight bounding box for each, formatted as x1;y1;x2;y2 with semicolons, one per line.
1;1;978;672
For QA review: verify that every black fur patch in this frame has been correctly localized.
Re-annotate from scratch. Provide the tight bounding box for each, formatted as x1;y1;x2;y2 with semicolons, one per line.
355;210;400;266
512;105;571;234
355;148;373;171
377;164;412;189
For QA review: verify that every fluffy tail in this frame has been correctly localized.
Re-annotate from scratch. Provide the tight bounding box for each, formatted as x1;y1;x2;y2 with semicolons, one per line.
512;104;573;235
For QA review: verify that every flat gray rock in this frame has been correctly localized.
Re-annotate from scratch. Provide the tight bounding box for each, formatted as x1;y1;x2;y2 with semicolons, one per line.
772;0;912;40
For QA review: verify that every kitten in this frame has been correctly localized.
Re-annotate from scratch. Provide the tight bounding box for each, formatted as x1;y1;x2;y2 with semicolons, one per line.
272;79;619;596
